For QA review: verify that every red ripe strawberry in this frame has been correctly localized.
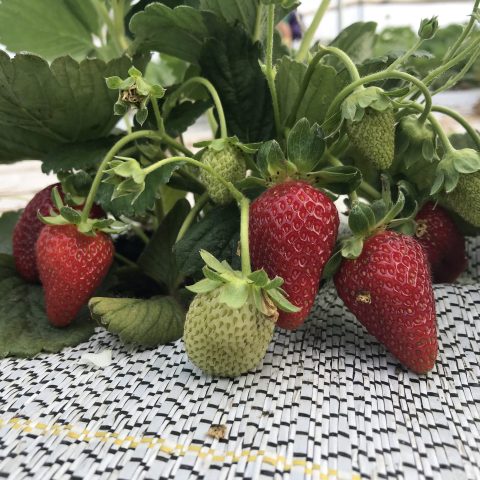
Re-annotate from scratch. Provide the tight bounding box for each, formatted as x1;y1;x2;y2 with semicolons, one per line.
12;183;103;283
415;202;467;283
36;225;114;327
334;230;437;374
249;181;339;330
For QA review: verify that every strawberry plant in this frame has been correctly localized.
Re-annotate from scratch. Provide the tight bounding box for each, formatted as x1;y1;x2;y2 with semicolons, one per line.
1;0;480;376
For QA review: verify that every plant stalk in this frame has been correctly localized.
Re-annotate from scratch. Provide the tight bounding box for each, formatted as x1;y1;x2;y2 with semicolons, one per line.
81;130;161;222
296;0;332;62
176;192;210;242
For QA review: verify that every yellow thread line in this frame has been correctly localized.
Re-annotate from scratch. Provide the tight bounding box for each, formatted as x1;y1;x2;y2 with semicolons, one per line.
0;417;361;479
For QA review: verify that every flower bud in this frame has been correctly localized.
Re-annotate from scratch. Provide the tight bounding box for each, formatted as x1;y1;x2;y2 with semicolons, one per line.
418;17;439;40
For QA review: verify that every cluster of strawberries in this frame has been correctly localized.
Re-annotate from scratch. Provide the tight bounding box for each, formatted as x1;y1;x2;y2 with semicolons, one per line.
250;181;467;374
12;184;114;327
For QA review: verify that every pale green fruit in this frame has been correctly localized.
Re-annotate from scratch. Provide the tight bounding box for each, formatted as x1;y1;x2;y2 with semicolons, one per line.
441;171;480;227
184;289;277;377
199;144;247;205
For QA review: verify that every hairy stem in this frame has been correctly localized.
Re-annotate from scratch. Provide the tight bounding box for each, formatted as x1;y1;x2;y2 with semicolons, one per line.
239;197;252;275
163;77;228;139
81;130;161;223
296;0;332;62
253;2;265;43
265;4;282;138
386;38;424;72
176;192;210;242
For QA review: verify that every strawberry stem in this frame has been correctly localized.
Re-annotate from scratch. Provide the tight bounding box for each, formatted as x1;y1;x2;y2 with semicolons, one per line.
80;130;161;223
163;77;228;139
265;4;282;138
324;70;433;125
239;197;252;275
176;192;210;242
143;156;253;275
296;0;332;63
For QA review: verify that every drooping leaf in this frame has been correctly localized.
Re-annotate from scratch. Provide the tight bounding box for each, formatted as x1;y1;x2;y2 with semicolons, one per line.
138;199;190;291
174;204;240;278
0;254;94;358
90;295;185;347
0;52;133;163
199;22;275;142
0;0;98;61
0;211;20;255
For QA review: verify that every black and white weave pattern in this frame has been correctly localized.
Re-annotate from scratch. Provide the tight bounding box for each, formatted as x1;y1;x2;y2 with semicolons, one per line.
0;239;479;480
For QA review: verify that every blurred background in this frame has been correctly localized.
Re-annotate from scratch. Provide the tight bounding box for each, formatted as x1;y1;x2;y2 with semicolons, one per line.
1;0;479;213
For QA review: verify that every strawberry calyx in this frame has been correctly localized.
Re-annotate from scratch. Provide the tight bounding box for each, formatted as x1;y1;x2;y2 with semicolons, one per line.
38;187;126;236
106;66;165;126
186;250;299;318
245;118;362;196
193;136;258;156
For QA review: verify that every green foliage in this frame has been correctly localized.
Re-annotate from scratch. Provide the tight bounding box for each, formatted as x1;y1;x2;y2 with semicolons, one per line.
0;52;132;163
174;204;240;279
329;22;377;66
138;200;190;291
0;254;94;357
90;295;185;346
0;0;99;61
199;22;275;142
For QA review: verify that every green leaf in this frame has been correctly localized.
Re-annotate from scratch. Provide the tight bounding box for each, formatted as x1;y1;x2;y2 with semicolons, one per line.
138;200;190;291
295;64;349;126
0;254;94;358
287;118;325;173
89;295;185;347
0;0;98;61
275;56;307;127
321;251;342;280
0;52;133;163
199;22;275;142
130;4;210;63
257;140;287;179
42;137;120;174
328;22;377;66
0;211;20;255
174;204;240;279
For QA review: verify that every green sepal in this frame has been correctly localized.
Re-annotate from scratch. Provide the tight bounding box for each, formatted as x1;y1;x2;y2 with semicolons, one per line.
257;140;296;182
286;118;325;174
348;202;376;236
51;186;64;210
306;165;362;194
431;148;480;194
187;250;299;315
341;236;364;259
59;206;81;225
321;250;342;279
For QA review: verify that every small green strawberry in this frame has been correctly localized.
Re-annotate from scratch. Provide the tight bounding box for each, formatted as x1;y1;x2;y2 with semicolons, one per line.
347;107;395;170
199;139;247;204
183;250;298;377
440;171;480;226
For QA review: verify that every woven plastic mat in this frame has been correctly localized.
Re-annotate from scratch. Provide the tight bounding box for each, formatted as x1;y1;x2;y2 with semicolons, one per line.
0;240;480;480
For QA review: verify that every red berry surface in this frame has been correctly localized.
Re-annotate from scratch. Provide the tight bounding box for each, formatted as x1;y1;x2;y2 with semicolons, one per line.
334;230;437;374
36;225;114;327
415;202;467;283
12;183;103;283
249;181;339;330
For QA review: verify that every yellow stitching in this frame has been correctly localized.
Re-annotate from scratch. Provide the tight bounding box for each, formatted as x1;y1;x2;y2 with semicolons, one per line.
0;416;360;478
